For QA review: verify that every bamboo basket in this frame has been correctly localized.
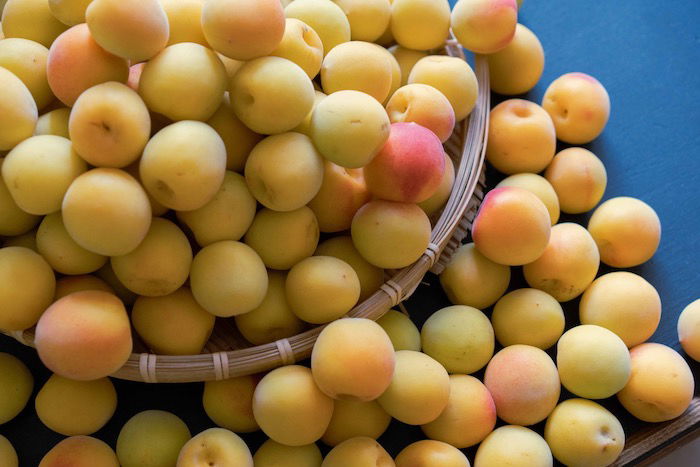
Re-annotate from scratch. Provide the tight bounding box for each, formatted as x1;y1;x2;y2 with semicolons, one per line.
4;37;490;383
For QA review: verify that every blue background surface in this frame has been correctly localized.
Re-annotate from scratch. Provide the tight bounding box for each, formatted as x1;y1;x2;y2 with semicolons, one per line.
1;1;699;465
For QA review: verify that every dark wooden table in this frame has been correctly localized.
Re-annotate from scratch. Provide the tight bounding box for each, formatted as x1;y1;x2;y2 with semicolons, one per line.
1;0;699;465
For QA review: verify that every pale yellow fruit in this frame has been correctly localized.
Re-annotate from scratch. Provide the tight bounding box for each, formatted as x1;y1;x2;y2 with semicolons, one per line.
190;240;269;317
111;218;192;297
245;207;319;270
234;271;305;345
0;352;33;424
35;374;116;436
451;0;518;55
54;274;113;300
322;437;394;467
86;0;169;62
245;132;324;211
69;81;150;168
488;24;545;96
391;0;450;51
321;41;393;103
1;230;38;250
270;18;324;79
117;410;191;467
396;440;470;467
217;54;244;80
376;310;421;351
2;135;85;215
0;435;18;467
311;90;390;169
496;173;560;225
333;0;391;42
162;0;208;47
618;343;694;422
544;147;607;214
40;436;119;467
491;288;564;350
95;263;138;306
351;200;431;269
0;246;55;331
408;55;478;121
311;318;395;402
122;161;169;217
140;121;226;211
62;168;152;256
206;97;262;171
475;425;552;467
201;0;284;61
36;212;107;275
385;84;455;142
678;299;700;362
177;428;253;467
293;90;327;137
132;287;215;355
1;0;67;48
253;365;334;446
378;350;449;425
557;325;631;399
139;42;228;122
389;45;428;86
0;66;36;150
230;56;315;135
34;108;70;138
0;159;40;236
523;222;600;302
315;236;384;302
48;0;93;26
176;171;256;247
285;0;351;55
322;399;391;446
440;242;511;309
421;305;494;374
0;38;53;109
579;271;662;347
254;440;322;467
380;44;402;104
203;375;259;433
286;256;361;324
588;196;661;268
545;399;624;467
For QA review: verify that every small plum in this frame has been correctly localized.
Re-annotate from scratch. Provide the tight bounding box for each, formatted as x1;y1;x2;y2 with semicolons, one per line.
588;196;661;268
190;241;269;317
270;18;324;79
333;0;391;42
486;99;556;174
202;0;284;61
475;426;552;467
389;46;428;86
391;0;451;51
322;399;391;446
408;55;478;122
542;72;611;144
421;374;496;449
206;97;263;171
451;0;517;54
1;0;67;48
492;288;564;350
487;23;544;95
544;147;607;214
496;173;560;224
117;410;191;467
523;222;600;302
0;353;33;424
0;67;37;151
177;428;252;467
285;0;351;55
254;440;322;467
39;436;118;467
0;38;53;109
253;365;334;446
35;291;133;381
421;305;494;374
396;440;470;467
322;437;393;467
439;242;511;309
315;236;384;301
203;375;259;433
580;271;662;347
131;288;215;355
36;212;107;275
418;152;456;216
484;345;560;426
310;90;390;169
312;318;395;401
678;299;700;362
386;84;456;142
618;343;694;422
351;200;431;269
34;108;70;137
0;435;17;467
244;207;319;270
54;275;114;300
472;186;551;266
376;310;421;351
161;0;208;46
48;0;94;26
35;375;117;436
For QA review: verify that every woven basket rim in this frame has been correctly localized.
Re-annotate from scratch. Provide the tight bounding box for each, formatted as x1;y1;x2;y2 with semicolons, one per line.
3;38;491;383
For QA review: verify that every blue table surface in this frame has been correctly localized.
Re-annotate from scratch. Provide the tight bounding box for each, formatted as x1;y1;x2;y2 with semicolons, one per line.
1;1;699;465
